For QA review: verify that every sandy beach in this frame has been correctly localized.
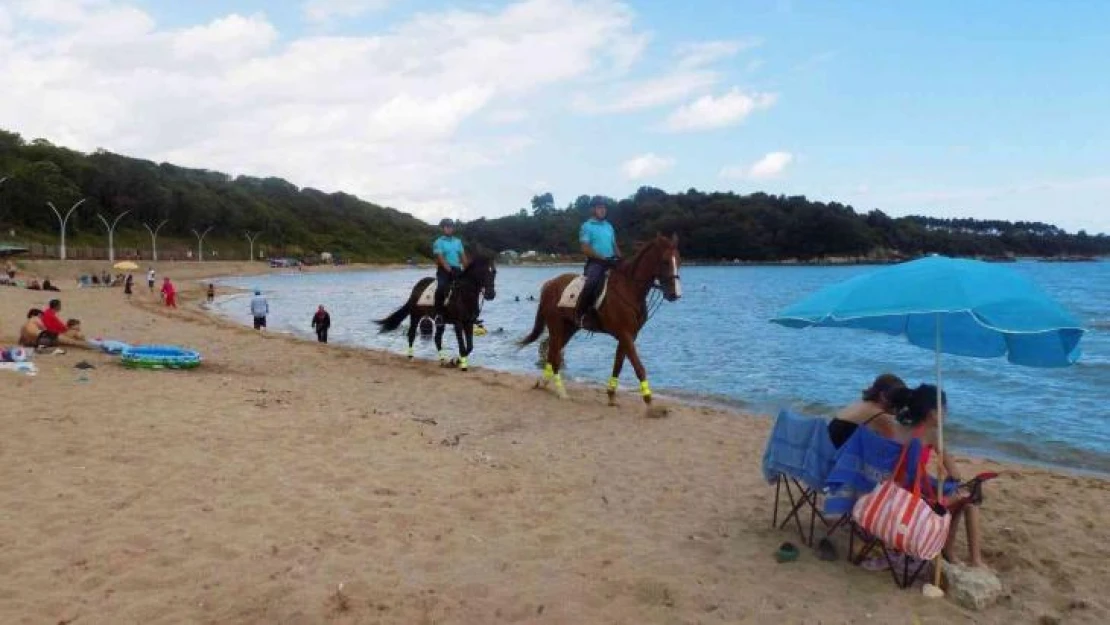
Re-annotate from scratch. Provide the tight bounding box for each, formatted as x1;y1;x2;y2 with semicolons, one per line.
2;260;1108;625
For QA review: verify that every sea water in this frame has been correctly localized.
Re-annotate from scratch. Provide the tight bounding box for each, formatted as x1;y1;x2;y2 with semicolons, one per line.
212;261;1110;474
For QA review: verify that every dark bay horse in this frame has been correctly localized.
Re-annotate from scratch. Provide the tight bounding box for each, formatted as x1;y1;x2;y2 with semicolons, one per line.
376;256;497;371
519;234;681;405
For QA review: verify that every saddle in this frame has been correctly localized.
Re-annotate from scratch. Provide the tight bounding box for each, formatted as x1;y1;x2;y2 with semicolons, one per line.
417;280;455;308
557;275;609;310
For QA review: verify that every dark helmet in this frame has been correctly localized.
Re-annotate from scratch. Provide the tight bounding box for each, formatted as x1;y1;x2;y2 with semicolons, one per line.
591;196;608;209
439;218;455;228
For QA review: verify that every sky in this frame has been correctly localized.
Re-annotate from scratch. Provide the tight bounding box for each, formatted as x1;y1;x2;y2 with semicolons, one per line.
1;0;1108;233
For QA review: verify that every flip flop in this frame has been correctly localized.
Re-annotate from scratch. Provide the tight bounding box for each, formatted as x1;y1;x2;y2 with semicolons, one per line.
816;537;838;562
775;542;800;563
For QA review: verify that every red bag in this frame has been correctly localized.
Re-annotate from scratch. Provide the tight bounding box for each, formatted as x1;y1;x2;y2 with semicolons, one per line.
851;437;951;561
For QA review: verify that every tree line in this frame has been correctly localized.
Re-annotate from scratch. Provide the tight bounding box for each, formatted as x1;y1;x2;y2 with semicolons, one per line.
0;129;433;261
3;127;1106;262
459;188;1110;261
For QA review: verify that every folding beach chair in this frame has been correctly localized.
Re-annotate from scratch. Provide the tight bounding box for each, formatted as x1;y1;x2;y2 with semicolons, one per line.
761;409;838;547
823;427;998;588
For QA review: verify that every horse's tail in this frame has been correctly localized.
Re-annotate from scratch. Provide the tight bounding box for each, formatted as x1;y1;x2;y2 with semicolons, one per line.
375;302;411;333
517;300;546;347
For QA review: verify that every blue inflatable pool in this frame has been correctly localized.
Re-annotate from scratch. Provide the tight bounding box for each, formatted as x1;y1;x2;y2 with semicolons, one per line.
120;345;202;369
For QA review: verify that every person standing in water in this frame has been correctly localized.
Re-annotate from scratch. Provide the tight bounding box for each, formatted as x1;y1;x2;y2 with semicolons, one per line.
250;290;269;331
207;283;215;303
311;305;331;343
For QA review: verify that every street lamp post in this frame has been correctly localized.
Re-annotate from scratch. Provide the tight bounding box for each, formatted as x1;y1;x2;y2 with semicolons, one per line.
191;226;213;262
143;219;168;262
97;210;131;263
245;230;262;262
46;198;87;260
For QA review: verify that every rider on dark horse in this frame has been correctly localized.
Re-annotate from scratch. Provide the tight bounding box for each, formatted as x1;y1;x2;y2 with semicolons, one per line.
576;198;622;328
433;218;468;325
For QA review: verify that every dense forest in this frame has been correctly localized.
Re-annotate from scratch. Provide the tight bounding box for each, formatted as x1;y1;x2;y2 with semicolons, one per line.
0;129;432;261
461;189;1110;261
2;128;1107;262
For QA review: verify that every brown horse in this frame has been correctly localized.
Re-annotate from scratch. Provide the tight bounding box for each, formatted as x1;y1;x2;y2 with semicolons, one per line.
518;234;681;405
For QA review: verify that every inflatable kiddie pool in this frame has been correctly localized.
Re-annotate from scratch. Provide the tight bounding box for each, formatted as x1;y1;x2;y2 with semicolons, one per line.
120;345;202;369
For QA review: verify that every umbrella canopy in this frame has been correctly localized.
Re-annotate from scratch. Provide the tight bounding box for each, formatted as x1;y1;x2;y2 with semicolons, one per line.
771;254;1086;588
113;261;139;270
771;255;1085;368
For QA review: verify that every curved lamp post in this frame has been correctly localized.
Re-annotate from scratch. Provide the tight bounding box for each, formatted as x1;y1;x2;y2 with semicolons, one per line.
46;198;87;260
97;210;131;263
245;230;262;262
191;226;213;262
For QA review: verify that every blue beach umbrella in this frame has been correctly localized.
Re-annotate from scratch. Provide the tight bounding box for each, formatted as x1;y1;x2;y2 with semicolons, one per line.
770;254;1086;585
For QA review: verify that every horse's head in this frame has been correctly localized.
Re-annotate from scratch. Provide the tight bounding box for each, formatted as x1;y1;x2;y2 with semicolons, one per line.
465;255;497;300
654;234;682;302
628;234;681;302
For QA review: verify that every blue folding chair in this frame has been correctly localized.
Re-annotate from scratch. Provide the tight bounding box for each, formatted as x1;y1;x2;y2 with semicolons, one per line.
761;409;838;546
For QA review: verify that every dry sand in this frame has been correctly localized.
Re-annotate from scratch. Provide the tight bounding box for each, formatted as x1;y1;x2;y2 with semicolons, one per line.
1;260;1108;625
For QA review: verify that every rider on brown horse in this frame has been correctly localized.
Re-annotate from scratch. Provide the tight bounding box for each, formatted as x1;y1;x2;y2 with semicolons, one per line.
576;197;621;328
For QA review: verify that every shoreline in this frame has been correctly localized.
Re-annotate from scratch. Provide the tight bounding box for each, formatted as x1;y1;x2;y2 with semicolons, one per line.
3;261;1109;623
204;269;1110;479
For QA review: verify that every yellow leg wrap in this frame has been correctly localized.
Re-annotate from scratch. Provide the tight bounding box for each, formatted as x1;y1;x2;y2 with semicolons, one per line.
406;346;414;357
607;377;619;391
639;380;652;397
543;363;554;380
438;350;446;362
554;373;565;390
459;356;469;370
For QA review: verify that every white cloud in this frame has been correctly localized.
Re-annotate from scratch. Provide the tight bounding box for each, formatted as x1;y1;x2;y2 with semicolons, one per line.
675;39;759;69
720;151;793;180
303;0;392;22
486;108;529;124
664;88;777;132
572;70;718;113
0;0;646;222
621;153;674;180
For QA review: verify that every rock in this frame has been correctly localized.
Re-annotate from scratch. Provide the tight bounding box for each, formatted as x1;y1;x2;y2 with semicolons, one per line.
945;563;1002;610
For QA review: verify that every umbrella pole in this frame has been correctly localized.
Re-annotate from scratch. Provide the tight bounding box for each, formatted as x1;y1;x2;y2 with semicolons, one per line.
933;315;946;590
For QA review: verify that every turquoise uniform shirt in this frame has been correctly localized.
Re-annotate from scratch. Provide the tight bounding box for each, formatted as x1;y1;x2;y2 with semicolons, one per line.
433;235;465;269
579;219;616;258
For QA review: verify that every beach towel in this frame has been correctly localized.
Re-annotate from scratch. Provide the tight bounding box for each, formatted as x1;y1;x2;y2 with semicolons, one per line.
0;361;37;376
88;338;132;354
761;409;838;491
823;428;957;516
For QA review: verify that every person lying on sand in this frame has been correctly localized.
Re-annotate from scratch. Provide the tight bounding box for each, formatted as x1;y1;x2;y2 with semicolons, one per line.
891;383;987;569
828;373;906;448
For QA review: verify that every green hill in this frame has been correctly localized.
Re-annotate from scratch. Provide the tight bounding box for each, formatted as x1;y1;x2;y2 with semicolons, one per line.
0;129;433;262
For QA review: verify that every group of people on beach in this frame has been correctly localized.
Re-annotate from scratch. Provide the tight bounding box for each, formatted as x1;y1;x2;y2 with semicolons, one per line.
18;299;84;350
832;374;986;569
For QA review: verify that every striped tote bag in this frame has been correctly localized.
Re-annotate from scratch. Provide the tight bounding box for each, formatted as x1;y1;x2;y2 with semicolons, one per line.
851;438;951;561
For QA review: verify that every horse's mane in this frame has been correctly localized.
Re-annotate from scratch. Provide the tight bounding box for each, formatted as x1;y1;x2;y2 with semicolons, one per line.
617;235;671;277
462;254;492;278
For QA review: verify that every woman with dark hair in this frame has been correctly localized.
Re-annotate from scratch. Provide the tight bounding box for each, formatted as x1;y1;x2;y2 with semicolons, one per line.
827;373;907;448
893;383;986;568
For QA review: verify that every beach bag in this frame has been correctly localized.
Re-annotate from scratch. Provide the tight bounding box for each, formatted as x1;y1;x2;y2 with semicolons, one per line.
851;436;951;561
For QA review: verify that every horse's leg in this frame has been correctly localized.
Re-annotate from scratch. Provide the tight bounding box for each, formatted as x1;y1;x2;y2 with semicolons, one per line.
435;322;447;364
548;321;573;399
454;323;468;371
406;313;417;358
616;332;652;405
607;344;627;407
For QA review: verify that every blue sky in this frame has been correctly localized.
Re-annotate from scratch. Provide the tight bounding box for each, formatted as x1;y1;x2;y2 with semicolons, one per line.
2;0;1108;233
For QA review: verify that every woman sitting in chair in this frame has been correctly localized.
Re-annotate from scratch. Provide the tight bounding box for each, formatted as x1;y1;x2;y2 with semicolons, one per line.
892;384;989;568
828;373;907;448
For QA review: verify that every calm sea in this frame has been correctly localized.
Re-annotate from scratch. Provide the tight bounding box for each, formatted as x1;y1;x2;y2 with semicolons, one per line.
211;261;1110;474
